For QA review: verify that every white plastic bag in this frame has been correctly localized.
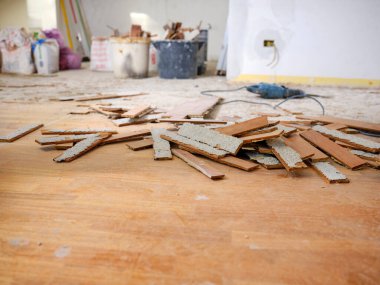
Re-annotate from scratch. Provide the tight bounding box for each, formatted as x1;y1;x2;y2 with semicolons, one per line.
90;37;113;71
33;39;59;74
0;27;35;74
0;44;35;74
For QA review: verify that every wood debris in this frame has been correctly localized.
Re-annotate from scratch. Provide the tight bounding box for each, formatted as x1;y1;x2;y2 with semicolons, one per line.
162;97;221;119
101;129;151;145
160;130;227;159
158;118;228;124
350;149;380;162
310;162;349;183
172;149;225;180
297;115;380;133
240;129;284;144
151;129;173;160
54;144;73;150
0;123;43;142
217;116;270;136
282;133;328;161
179;145;258;172
122;105;153;118
312;125;380;153
245;152;284;169
36;134;97;145
59;92;147;102
215;156;259;171
41;128;117;135
89;105;122;119
324;123;347;130
53;134;106;162
126;138;154;151
29;88;379;185
277;124;297;137
237;126;278;137
112;115;158;127
99;105;129;112
177;123;243;155
267;138;307;171
300;130;367;170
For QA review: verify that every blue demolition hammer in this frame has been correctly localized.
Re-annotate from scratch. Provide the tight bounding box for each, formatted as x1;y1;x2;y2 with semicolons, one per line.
246;83;307;99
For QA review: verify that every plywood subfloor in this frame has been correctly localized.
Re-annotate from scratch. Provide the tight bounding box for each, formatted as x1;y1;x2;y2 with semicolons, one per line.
0;71;380;284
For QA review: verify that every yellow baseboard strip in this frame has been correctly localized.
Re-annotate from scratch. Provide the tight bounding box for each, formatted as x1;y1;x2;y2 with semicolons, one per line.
233;74;380;87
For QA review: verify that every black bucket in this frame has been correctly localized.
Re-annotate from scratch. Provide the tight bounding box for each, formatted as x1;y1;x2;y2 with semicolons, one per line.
153;40;203;79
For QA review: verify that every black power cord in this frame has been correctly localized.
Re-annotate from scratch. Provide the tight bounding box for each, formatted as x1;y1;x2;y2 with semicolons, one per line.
200;86;326;115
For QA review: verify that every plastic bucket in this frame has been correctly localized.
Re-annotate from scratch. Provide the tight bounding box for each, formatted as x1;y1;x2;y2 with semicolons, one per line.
110;37;150;78
153;40;203;79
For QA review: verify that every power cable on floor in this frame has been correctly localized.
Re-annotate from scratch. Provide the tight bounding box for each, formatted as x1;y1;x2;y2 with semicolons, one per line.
200;87;326;115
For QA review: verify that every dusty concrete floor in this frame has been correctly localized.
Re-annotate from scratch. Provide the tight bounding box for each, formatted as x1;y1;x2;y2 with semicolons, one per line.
0;67;379;122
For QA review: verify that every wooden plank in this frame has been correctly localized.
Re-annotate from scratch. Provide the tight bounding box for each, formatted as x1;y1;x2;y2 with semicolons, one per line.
245;151;284;169
35;134;96;145
312;125;380;153
240;129;284;144
282;134;327;161
126;138;154;151
73;92;147;101
267;138;308;171
69;109;94;115
172;148;225;180
99;105;129;112
297;115;380;133
179;145;259;172
41;128;117;135
282;123;311;131
257;146;273;154
122;105;153;118
53;135;106;162
324;123;347;130
101;129;151;145
0;123;43;142
350;149;380;162
216;156;259;171
269;116;314;124
300;130;367;170
177;123;243;155
162;97;221;119
236;126;278;137
187;97;221;118
335;140;362;150
54;144;73;150
151;129;172;160
341;128;360;134
216;116;270;136
158;118;228;124
364;160;380;169
160;131;227;159
310;162;349;184
277;124;297;137
89;105;121;119
112;115;158;127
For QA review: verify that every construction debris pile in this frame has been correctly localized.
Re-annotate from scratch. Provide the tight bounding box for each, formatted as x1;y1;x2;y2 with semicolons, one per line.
1;94;379;184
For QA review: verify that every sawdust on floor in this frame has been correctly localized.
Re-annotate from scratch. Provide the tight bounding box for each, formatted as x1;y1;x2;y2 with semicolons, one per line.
0;65;379;123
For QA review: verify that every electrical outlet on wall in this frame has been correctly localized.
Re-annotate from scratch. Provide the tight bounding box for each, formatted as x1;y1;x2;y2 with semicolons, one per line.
263;40;275;47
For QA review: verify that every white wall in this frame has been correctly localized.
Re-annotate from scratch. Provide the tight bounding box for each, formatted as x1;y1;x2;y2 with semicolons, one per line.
81;0;229;60
0;0;28;29
227;0;380;83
